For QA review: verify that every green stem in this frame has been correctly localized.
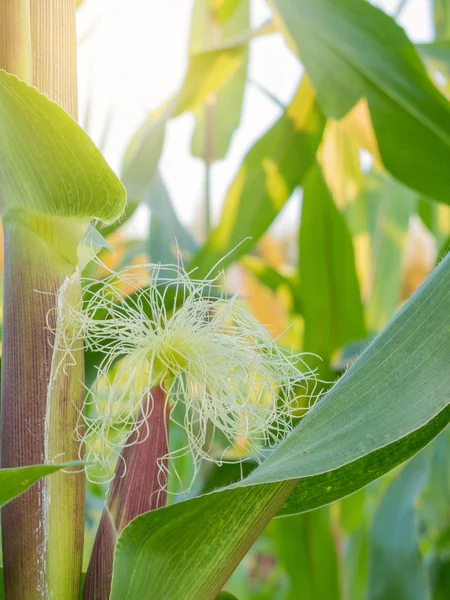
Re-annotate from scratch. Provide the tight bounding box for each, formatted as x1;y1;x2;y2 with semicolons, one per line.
1;216;85;599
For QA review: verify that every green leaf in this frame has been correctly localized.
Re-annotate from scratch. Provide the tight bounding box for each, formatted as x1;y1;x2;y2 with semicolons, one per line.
344;525;368;600
0;463;81;508
215;593;239;600
110;254;450;600
339;489;365;534
0;70;125;224
367;451;431;600
270;0;450;204
190;0;249;162
190;75;326;277
300;164;366;373
421;429;450;545
273;507;340;600
366;175;417;332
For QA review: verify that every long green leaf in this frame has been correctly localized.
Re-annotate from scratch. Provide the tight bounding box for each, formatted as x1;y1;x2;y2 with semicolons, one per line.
300;164;366;373
273;507;340;600
110;254;450;600
0;463;80;508
190;75;326;276
367;452;431;600
366;175;417;332
270;0;450;204
344;525;368;600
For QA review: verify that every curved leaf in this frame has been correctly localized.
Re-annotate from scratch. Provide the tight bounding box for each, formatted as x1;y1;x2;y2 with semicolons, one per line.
0;70;125;224
273;507;340;600
300;164;366;374
191;75;325;276
367;452;431;600
270;0;450;204
110;254;450;600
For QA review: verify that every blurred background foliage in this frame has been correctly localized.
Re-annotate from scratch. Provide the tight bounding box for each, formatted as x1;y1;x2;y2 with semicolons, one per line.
2;0;450;597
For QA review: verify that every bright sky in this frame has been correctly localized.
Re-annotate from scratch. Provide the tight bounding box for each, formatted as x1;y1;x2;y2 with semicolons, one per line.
76;0;433;239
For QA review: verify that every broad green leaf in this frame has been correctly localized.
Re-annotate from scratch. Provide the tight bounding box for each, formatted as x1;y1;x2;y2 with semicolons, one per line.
344;525;368;600
110;254;450;600
190;0;249;162
0;70;125;225
122;45;246;201
367;451;431;600
0;463;80;508
270;0;450;204
421;429;450;546
300;164;366;372
273;507;340;600
366;175;417;332
190;75;326;277
215;593;239;600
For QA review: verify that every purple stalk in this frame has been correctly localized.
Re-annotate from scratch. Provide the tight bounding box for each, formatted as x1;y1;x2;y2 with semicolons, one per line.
83;384;169;600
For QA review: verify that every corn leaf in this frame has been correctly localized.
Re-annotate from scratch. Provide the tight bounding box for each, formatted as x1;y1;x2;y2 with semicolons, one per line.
190;75;326;276
0;70;125;225
272;507;340;600
270;0;450;204
300;164;366;373
366;175;417;333
110;253;450;600
367;451;431;600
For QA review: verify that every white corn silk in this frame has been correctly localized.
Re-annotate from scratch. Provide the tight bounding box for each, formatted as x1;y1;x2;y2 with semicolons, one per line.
55;261;316;489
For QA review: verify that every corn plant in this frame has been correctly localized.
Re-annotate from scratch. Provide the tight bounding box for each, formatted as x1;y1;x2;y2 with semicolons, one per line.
0;1;449;599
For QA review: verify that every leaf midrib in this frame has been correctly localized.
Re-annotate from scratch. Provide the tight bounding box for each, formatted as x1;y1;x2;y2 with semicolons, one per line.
284;0;450;147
